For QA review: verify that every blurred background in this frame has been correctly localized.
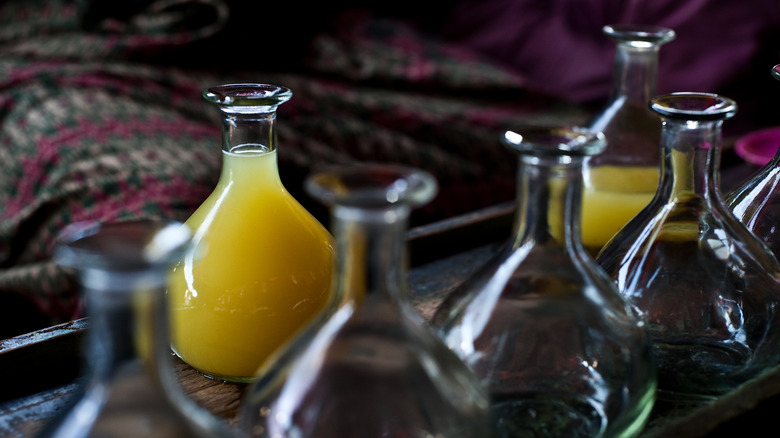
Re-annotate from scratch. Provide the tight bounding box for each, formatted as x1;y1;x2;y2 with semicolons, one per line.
1;0;778;338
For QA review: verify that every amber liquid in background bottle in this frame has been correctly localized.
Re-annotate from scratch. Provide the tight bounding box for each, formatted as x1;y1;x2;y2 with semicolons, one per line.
168;84;334;383
580;24;675;255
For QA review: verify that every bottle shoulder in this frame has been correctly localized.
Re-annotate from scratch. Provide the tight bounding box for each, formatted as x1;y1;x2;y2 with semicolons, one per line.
240;299;490;437
185;181;331;240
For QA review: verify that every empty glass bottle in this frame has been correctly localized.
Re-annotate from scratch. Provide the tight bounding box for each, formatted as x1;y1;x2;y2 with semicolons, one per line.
725;64;780;260
581;24;675;255
38;220;236;438
432;127;657;438
168;84;335;382
239;164;492;438
597;92;780;404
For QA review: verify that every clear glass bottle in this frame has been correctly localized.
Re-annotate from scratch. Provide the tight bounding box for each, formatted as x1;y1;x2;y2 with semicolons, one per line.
725;64;780;259
168;84;335;382
37;220;236;438
432;127;657;438
581;24;675;255
239;164;492;438
597;92;780;404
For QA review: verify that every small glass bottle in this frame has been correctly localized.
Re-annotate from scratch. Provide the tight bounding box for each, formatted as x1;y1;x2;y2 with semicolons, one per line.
37;220;236;438
581;24;675;255
725;64;780;259
597;92;780;404
432;127;657;438
168;84;335;382
239;164;492;438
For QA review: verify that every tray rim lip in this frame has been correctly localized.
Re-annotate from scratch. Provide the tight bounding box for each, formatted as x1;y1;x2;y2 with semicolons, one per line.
0;317;88;353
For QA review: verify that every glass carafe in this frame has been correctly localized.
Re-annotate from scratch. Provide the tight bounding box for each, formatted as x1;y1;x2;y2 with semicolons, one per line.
597;92;780;404
432;127;657;438
725;64;780;259
239;164;492;438
38;220;236;438
581;24;675;255
168;84;335;382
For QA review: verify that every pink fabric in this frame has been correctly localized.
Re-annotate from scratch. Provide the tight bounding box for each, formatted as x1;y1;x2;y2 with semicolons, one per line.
439;0;780;103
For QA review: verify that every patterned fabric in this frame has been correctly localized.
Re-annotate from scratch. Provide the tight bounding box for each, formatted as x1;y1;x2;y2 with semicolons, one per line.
0;0;589;328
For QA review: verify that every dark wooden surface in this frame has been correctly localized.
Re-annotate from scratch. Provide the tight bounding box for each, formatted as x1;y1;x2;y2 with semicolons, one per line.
0;147;773;438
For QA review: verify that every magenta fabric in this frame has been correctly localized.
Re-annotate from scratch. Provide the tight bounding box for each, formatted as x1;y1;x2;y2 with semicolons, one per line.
439;0;780;103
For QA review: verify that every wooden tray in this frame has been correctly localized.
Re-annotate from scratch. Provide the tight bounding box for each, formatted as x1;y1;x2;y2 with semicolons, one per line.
3;195;779;437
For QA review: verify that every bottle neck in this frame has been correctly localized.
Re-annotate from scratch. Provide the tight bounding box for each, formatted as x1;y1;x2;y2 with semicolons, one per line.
222;111;278;154
512;156;585;251
659;119;723;202
82;268;173;384
330;205;410;305
611;43;660;104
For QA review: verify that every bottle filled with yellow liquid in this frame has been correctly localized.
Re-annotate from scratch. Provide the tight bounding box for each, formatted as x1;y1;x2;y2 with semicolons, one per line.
580;24;675;255
168;84;335;382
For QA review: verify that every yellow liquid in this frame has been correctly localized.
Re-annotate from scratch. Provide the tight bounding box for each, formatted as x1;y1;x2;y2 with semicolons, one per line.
169;150;334;381
580;166;658;254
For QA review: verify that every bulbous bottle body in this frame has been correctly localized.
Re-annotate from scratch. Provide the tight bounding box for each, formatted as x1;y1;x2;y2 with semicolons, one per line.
434;128;656;438
598;93;780;404
168;84;334;382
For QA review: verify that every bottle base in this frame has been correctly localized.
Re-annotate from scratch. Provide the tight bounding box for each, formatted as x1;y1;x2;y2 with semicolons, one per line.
652;341;754;401
172;350;256;383
491;393;607;438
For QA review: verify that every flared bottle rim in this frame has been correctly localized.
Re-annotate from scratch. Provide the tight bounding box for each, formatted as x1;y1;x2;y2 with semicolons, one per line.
503;126;606;158
54;219;192;271
203;83;292;113
650;92;737;121
603;24;676;47
305;163;437;209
